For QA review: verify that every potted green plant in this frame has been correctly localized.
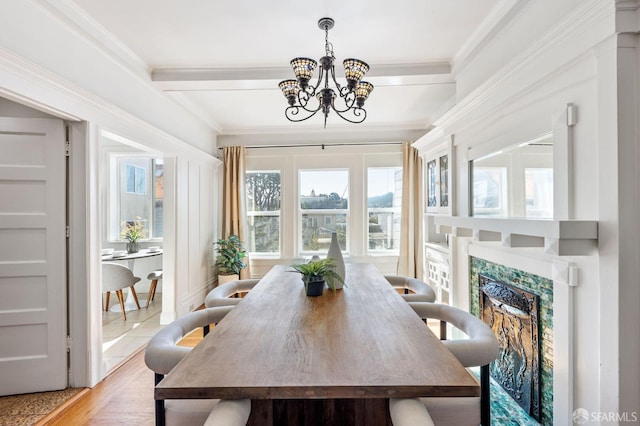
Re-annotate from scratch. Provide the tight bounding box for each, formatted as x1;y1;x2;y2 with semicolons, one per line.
214;235;247;284
291;258;345;297
121;218;146;253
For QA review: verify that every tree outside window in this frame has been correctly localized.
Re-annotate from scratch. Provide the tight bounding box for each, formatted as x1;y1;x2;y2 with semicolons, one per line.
246;171;281;253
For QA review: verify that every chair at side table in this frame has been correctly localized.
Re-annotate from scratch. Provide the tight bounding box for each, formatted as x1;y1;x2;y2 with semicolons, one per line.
146;270;162;308
102;262;141;321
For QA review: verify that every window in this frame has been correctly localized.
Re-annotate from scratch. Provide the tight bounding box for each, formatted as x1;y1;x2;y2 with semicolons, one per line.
125;164;146;194
427;159;437;207
152;159;164;238
110;155;163;241
471;167;507;217
525;168;553;218
470;133;553;218
299;170;348;253
245;145;402;260
246;171;281;253
367;167;402;253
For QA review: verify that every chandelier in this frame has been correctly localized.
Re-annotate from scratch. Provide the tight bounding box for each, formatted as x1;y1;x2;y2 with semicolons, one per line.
279;17;374;128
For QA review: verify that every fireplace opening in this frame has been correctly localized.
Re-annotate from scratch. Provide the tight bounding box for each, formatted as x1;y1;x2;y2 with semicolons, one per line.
479;274;541;422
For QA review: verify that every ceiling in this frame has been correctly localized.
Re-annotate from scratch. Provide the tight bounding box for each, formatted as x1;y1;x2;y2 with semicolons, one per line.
66;0;502;139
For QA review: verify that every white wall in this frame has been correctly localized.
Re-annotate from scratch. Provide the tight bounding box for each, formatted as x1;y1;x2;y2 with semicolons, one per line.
417;0;639;422
0;1;223;386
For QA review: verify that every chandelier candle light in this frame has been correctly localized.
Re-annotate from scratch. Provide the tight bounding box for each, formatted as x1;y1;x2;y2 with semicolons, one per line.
279;17;374;128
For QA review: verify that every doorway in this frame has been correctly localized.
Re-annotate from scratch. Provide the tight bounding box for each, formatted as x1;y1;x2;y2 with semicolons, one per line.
99;134;166;374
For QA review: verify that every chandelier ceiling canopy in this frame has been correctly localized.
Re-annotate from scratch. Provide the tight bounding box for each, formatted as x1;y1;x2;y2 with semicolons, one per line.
279;17;374;128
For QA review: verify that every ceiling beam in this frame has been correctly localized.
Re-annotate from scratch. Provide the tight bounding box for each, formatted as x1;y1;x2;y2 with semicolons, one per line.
151;62;452;91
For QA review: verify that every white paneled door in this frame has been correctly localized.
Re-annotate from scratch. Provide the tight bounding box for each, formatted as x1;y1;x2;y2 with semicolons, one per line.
0;117;67;395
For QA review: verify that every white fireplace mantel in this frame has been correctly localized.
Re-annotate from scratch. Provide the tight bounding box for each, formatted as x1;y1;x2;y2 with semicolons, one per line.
432;215;598;256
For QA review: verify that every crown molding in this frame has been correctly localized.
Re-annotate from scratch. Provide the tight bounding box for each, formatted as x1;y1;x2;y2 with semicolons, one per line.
34;0;150;78
0;46;217;160
412;126;445;151
453;0;532;74
431;0;612;133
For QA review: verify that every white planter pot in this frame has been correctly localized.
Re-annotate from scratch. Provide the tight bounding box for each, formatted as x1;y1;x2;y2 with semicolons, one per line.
218;274;239;285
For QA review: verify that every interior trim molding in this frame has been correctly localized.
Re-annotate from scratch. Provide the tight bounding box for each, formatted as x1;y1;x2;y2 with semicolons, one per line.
33;0;150;78
453;0;533;73
0;47;217;161
429;0;612;132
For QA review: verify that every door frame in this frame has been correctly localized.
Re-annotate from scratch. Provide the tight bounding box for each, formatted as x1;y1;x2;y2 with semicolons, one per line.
67;121;99;387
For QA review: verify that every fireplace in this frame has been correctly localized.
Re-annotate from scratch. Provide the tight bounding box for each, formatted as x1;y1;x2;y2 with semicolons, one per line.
479;274;541;422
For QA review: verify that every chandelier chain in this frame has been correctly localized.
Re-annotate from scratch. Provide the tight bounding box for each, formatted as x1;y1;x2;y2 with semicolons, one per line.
324;26;333;58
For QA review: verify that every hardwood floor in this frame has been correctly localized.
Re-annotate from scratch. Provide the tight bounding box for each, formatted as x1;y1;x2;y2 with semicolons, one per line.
40;349;154;425
39;294;427;425
39;331;202;426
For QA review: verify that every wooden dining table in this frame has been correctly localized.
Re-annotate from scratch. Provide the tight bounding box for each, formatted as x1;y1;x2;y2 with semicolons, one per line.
155;263;479;425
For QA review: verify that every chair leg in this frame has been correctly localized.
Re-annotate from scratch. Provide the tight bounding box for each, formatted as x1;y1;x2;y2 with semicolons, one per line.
115;289;126;321
480;364;491;426
150;280;158;301
104;292;110;311
146;279;158;309
129;286;141;309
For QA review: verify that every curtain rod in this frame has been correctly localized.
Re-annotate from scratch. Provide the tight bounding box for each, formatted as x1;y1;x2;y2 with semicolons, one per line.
217;142;404;150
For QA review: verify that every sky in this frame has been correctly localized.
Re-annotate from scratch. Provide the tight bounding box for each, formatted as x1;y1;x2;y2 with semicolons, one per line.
299;168;399;198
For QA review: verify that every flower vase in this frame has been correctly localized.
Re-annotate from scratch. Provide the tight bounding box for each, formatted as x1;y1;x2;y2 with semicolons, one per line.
126;242;139;253
326;232;345;289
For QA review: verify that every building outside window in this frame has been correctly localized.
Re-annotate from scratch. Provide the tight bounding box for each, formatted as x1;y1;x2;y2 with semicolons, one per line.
299;169;349;253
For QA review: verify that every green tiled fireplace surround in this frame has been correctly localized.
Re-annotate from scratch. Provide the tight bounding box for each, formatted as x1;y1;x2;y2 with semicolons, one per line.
470;257;554;425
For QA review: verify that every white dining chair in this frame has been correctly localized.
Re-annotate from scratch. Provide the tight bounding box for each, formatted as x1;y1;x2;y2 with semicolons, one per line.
204;279;260;308
384;275;436;303
102;262;141;321
146;270;162;308
144;306;251;426
390;302;499;426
